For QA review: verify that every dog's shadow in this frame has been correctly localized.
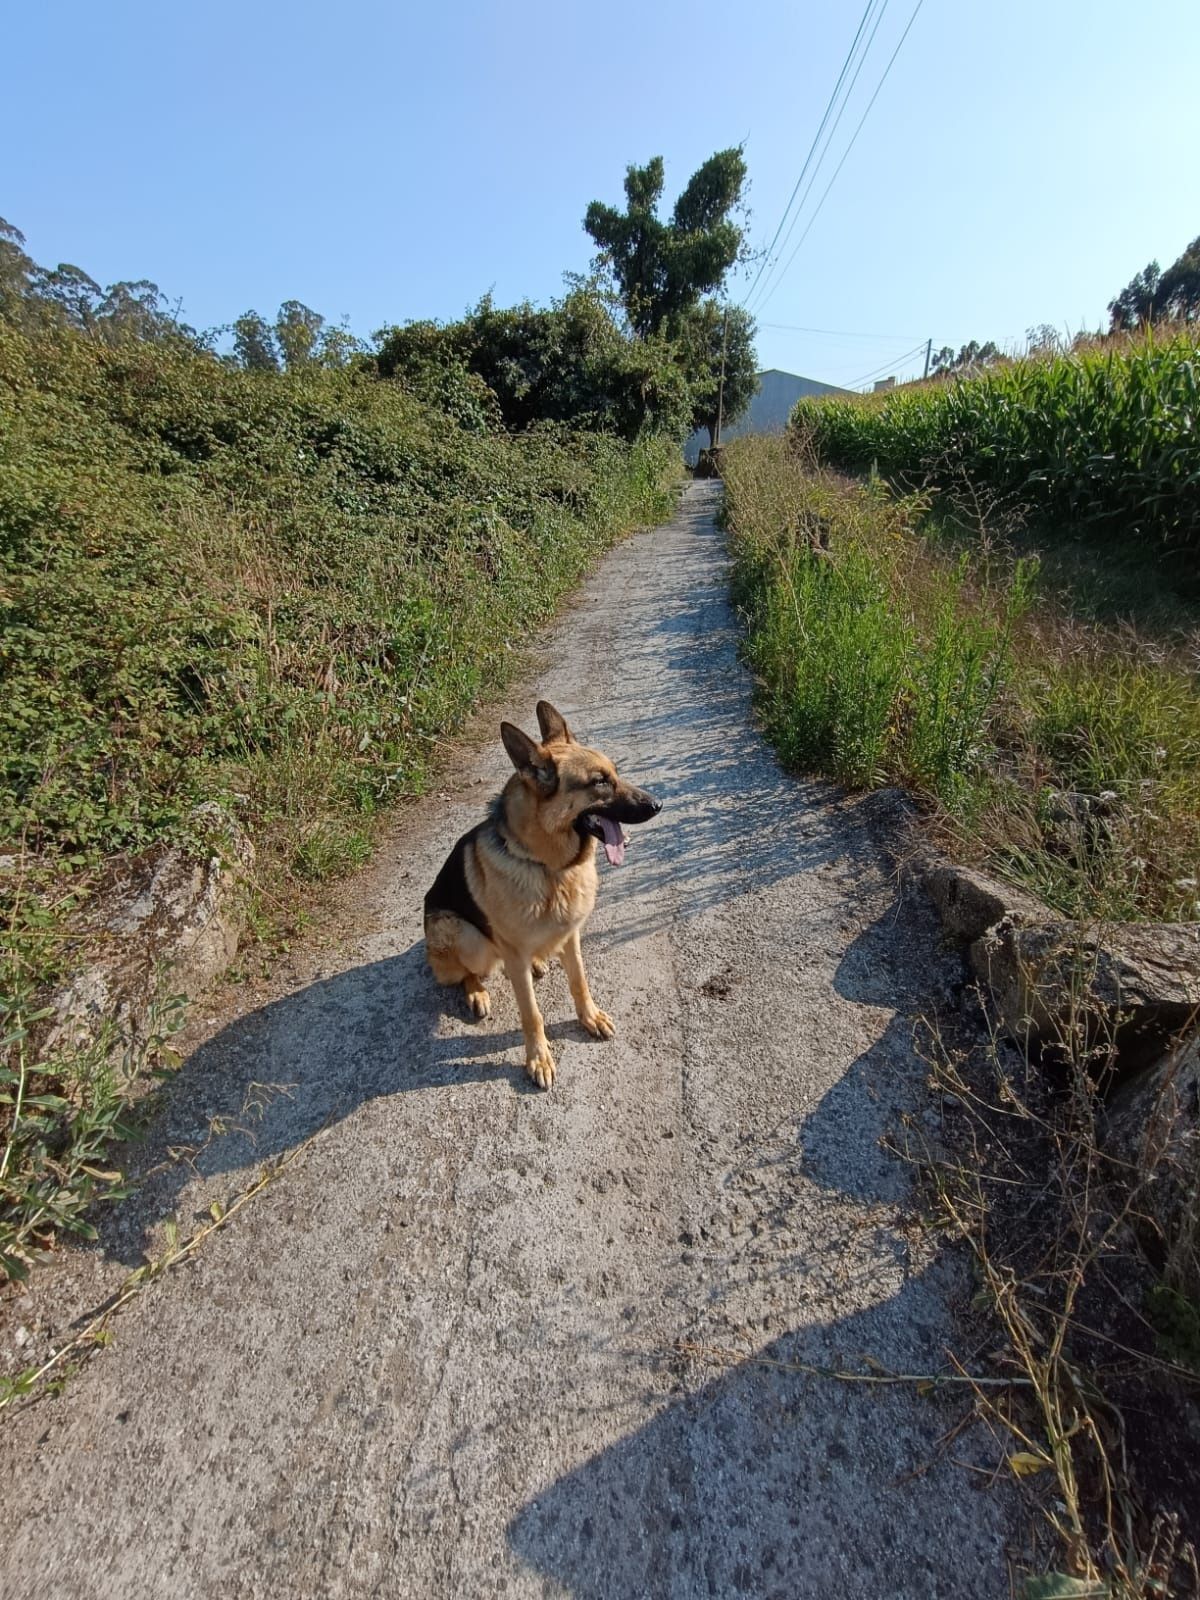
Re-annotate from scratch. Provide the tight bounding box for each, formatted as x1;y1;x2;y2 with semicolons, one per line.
97;940;589;1269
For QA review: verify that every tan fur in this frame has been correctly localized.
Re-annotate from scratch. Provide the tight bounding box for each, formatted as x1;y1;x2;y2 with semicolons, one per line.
424;702;655;1089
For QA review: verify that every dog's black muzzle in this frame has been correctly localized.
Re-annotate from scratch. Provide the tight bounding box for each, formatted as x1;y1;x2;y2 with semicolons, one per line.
576;785;662;838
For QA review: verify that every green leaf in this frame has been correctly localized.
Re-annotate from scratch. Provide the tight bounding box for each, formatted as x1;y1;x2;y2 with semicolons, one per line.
0;1250;32;1282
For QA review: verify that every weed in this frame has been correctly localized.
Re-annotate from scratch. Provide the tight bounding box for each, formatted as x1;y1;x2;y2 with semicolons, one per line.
0;930;185;1280
900;985;1200;1599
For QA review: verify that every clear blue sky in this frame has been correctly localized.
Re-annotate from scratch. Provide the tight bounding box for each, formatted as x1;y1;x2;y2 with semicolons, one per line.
6;0;1199;389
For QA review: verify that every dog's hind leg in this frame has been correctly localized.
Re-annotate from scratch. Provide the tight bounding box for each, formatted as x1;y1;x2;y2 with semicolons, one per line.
426;914;497;1020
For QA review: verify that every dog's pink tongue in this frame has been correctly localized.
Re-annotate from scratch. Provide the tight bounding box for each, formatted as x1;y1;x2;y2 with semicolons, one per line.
595;816;626;866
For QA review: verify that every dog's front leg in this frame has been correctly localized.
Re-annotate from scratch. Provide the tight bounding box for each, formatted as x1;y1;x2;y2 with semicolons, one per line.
561;928;615;1040
507;957;556;1089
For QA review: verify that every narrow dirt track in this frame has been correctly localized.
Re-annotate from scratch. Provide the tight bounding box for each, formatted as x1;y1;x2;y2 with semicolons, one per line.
2;482;1015;1598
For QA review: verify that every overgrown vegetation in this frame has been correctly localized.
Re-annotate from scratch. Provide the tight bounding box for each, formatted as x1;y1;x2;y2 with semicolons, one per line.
723;436;1200;924
1;322;676;872
374;288;693;441
791;331;1200;552
727;310;1200;1594
0;312;675;1275
2;141;775;1277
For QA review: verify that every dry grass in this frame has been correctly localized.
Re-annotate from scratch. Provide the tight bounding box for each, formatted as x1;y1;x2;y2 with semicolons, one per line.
895;983;1200;1598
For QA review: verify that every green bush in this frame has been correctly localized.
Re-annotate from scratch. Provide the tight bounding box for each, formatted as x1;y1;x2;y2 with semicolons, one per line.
375;290;694;442
0;320;675;871
0;319;677;1275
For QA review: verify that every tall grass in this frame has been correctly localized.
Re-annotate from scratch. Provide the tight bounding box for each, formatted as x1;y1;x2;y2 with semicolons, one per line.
792;330;1200;551
724;437;1200;924
727;438;1027;803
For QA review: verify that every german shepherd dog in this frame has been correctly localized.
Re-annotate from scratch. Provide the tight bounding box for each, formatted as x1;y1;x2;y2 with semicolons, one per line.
424;702;660;1088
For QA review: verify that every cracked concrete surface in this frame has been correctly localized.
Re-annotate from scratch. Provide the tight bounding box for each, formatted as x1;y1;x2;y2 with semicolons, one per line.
0;482;1015;1598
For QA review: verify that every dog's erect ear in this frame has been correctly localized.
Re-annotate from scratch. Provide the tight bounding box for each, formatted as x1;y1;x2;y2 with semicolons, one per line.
500;722;556;790
508;726;563;793
535;701;574;745
501;721;539;772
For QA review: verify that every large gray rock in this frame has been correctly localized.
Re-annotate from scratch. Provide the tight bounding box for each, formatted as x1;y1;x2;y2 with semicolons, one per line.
42;803;254;1062
920;859;1200;1075
923;861;1050;944
1104;1031;1200;1296
970;920;1200;1072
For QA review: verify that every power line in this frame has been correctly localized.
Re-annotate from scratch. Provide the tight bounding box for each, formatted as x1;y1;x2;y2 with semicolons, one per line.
756;0;926;317
745;0;887;315
844;340;929;390
746;0;892;316
739;0;878;311
762;320;923;340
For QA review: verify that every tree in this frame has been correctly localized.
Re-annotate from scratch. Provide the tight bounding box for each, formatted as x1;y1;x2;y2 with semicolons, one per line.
275;300;324;369
674;300;757;446
0;217;36;323
1108;236;1200;329
30;262;102;330
314;322;363;367
374;287;693;440
930;339;1001;376
1158;235;1200;322
231;311;281;370
1025;324;1062;355
1108;261;1163;330
584;150;748;337
95;280;181;344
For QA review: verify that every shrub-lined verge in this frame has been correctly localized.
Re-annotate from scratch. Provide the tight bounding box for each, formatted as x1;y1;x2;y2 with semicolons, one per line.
0;320;677;1277
723;436;1200;926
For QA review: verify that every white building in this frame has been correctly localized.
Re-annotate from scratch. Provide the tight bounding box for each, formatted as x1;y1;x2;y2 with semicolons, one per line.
683;367;849;465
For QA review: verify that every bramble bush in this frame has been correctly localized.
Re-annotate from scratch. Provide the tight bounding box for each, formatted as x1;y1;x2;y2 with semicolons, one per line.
0;316;677;1276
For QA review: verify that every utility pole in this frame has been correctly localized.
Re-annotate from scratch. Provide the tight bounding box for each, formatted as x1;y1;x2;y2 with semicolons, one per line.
922;337;932;380
714;305;730;449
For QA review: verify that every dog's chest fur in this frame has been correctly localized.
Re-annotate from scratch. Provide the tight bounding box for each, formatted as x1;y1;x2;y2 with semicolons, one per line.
488;846;597;948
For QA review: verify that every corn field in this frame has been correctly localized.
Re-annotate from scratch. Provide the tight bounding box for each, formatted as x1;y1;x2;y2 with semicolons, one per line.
791;333;1200;550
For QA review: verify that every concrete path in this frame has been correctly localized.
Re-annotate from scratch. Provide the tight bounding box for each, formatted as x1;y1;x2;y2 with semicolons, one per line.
1;482;1014;1598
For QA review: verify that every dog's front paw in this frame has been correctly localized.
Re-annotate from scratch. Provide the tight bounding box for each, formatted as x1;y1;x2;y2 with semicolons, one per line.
525;1045;556;1090
579;1007;615;1040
